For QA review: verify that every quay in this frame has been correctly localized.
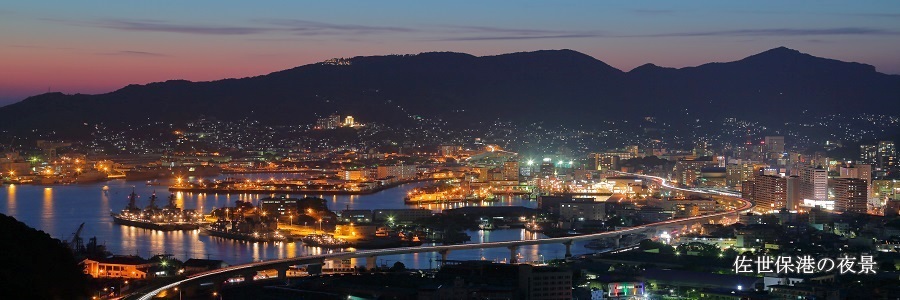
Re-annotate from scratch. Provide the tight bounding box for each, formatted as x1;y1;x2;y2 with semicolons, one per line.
169;178;442;195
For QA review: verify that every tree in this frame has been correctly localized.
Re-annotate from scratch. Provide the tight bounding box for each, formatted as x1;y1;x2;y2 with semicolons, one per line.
390;261;406;272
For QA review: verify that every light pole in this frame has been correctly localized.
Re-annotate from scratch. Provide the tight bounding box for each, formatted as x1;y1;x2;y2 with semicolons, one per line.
289;215;293;226
173;287;182;300
318;219;323;234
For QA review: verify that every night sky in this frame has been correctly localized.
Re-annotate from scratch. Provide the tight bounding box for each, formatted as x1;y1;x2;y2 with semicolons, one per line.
2;1;899;105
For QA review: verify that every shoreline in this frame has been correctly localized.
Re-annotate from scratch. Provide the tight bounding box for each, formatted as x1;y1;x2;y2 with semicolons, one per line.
168;178;443;195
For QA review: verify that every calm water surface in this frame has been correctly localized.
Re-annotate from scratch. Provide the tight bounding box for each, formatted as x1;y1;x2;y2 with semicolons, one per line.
1;174;596;268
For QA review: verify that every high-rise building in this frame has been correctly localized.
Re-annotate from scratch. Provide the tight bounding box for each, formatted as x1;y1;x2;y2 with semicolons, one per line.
315;114;341;129
764;136;785;153
786;175;801;211
674;157;717;187
840;164;872;198
872;179;900;201
539;158;555;178
726;162;766;189
859;144;877;164
878;141;897;169
693;141;712;157
590;152;631;171
502;160;519;181
840;164;872;182
741;180;755;202
799;165;827;201
752;174;786;213
625;145;640;158
834;178;868;214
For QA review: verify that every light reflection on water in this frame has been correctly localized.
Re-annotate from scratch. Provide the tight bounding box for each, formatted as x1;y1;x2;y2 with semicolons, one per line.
1;175;595;267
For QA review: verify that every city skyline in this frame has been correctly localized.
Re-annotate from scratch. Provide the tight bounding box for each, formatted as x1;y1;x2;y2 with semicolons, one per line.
3;1;900;104
3;2;900;299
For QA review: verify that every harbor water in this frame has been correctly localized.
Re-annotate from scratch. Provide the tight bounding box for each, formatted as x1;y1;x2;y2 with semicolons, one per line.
1;174;596;269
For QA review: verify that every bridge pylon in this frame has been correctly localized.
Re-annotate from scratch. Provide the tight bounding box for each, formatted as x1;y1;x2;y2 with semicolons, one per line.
438;249;450;267
365;256;377;271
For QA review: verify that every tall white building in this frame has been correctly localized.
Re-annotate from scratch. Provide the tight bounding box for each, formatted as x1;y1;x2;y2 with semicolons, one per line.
799;165;827;201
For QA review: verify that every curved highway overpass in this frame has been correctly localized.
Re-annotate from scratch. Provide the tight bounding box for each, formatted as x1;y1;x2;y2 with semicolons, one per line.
137;173;752;299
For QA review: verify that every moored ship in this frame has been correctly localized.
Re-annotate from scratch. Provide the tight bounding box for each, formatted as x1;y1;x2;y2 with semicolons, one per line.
201;200;287;242
301;231;423;249
111;191;205;231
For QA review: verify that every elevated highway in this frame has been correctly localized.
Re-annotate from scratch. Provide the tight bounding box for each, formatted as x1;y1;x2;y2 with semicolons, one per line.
137;173;752;299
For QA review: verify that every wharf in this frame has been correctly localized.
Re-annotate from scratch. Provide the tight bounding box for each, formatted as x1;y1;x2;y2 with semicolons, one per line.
169;178;439;195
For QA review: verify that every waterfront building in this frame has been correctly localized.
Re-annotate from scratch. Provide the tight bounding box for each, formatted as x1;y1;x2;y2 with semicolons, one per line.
82;256;154;279
538;196;593;214
376;164;417;181
372;208;432;223
559;201;607;221
340;209;374;223
342;169;368;181
259;195;302;217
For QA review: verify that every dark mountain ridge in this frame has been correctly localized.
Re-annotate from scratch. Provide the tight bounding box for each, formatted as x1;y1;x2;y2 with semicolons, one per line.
1;47;898;137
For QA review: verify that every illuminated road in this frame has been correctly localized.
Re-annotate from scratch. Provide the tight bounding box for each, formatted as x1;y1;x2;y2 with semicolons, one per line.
136;173;752;299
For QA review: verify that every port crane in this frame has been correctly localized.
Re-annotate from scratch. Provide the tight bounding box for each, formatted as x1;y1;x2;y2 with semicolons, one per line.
68;222;85;251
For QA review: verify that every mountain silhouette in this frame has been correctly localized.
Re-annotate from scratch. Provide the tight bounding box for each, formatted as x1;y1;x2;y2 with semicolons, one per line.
1;47;898;137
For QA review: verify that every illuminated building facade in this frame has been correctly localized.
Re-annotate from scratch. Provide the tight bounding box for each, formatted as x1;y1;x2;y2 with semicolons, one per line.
752;174;786;213
834;178;867;214
799;165;827;201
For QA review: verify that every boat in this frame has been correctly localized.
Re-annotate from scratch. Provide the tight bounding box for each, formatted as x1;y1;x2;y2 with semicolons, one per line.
375;227;390;237
524;221;543;232
301;234;423;249
200;202;286;242
300;234;351;248
202;221;287;243
478;220;495;230
111;191;205;231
